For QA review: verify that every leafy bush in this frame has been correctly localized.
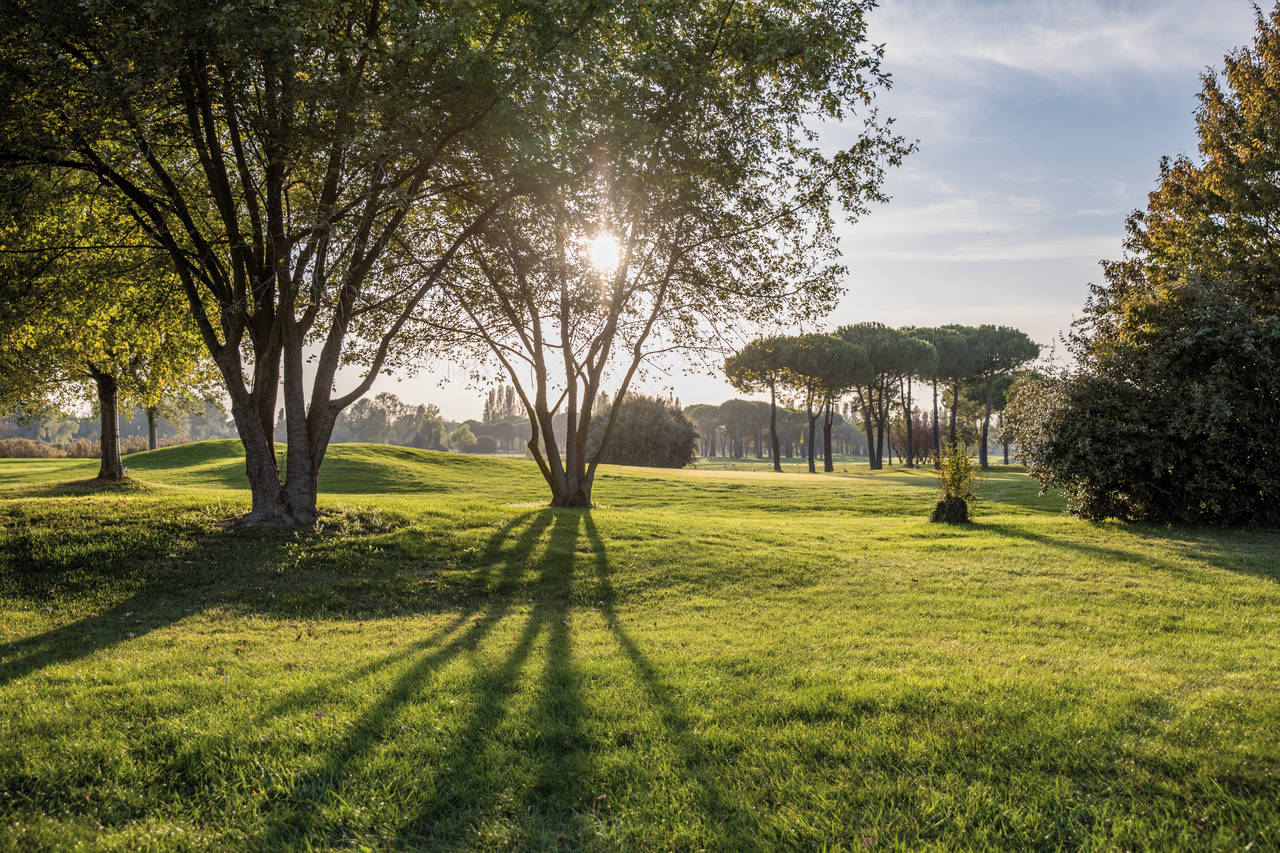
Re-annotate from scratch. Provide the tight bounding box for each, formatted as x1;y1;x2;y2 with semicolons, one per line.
931;443;979;523
1007;285;1280;525
448;424;478;454
473;435;499;454
587;395;698;468
0;437;62;458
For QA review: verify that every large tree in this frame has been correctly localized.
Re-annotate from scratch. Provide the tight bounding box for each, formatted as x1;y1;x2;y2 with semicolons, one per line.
911;326;969;464
725;337;791;472
420;0;909;506
0;170;210;476
776;334;867;474
1012;6;1280;525
964;325;1038;470
1;0;599;523
837;323;933;470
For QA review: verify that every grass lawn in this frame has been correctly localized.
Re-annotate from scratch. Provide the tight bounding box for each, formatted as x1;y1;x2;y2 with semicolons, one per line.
1;440;1278;851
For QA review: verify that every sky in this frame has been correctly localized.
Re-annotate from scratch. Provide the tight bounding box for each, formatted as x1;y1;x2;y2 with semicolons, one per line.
356;0;1261;421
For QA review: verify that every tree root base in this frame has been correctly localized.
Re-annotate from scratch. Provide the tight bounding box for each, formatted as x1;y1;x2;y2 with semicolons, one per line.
930;497;970;524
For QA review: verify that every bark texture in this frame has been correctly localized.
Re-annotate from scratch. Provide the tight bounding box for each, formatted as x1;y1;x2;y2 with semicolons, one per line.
93;370;124;480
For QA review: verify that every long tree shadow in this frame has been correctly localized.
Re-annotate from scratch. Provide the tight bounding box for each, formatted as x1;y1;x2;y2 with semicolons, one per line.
247;509;581;849
0;501;549;689
582;513;750;843
388;509;588;847
239;510;557;730
0;510;275;687
979;520;1280;585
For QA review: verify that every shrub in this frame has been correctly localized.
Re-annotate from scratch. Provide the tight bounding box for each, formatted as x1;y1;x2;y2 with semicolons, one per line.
0;438;63;458
931;443;979;523
1008;281;1280;525
448;423;478;454
587;395;698;468
473;435;499;454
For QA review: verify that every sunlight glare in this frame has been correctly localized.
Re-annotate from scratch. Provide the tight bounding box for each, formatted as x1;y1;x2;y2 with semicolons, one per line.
587;232;622;275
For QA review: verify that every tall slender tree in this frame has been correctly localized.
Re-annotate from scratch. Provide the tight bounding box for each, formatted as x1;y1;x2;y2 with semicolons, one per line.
837;323;931;470
912;326;971;463
965;326;1039;469
777;334;868;473
725;337;791;472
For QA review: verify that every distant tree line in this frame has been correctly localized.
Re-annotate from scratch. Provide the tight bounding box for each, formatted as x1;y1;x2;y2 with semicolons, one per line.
723;325;1038;473
0;399;236;458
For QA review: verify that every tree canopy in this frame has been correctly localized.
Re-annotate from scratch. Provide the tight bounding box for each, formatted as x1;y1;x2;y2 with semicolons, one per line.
1012;7;1280;524
0;0;604;522
415;0;909;506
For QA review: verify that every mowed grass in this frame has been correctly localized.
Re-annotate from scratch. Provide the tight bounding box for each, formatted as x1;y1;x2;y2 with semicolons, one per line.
1;442;1278;851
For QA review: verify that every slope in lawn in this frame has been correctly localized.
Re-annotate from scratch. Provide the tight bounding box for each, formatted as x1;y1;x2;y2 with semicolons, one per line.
0;442;1278;850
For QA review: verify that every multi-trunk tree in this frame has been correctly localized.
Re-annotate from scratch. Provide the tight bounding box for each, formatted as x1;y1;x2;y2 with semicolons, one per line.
776;334;868;473
1;0;603;524
416;0;908;507
837;323;935;470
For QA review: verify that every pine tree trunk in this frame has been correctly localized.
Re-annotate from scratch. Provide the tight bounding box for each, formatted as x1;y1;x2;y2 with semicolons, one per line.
769;383;781;473
806;406;817;473
980;376;993;470
904;377;914;468
876;383;888;467
822;402;834;472
146;406;159;451
94;371;124;480
932;380;941;468
861;393;879;470
949;384;960;446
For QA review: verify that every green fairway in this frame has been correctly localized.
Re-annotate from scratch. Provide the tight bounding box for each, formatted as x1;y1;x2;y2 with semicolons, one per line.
1;442;1278;851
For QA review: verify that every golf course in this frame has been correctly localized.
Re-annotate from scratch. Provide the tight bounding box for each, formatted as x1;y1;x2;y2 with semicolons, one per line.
1;442;1277;851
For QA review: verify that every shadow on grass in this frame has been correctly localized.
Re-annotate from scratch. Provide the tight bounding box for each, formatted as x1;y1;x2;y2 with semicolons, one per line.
0;476;154;499
243;509;564;848
0;516;289;687
0;503;535;688
211;508;748;849
979;520;1280;584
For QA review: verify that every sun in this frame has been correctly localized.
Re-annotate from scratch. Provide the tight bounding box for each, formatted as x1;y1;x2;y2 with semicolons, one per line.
586;232;622;275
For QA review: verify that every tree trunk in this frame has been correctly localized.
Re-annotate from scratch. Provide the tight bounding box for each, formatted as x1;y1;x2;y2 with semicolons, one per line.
806;405;817;473
979;375;993;470
876;381;888;467
932;380;941;468
822;401;834;472
146;405;159;451
949;383;960;446
904;377;914;469
549;469;593;507
860;391;879;470
769;383;781;473
93;370;124;480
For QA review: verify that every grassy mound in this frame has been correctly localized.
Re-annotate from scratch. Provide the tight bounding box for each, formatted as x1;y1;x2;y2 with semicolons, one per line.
0;443;1278;850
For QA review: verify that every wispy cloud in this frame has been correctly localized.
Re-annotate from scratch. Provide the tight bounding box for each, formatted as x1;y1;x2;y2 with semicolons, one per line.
873;0;1256;85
